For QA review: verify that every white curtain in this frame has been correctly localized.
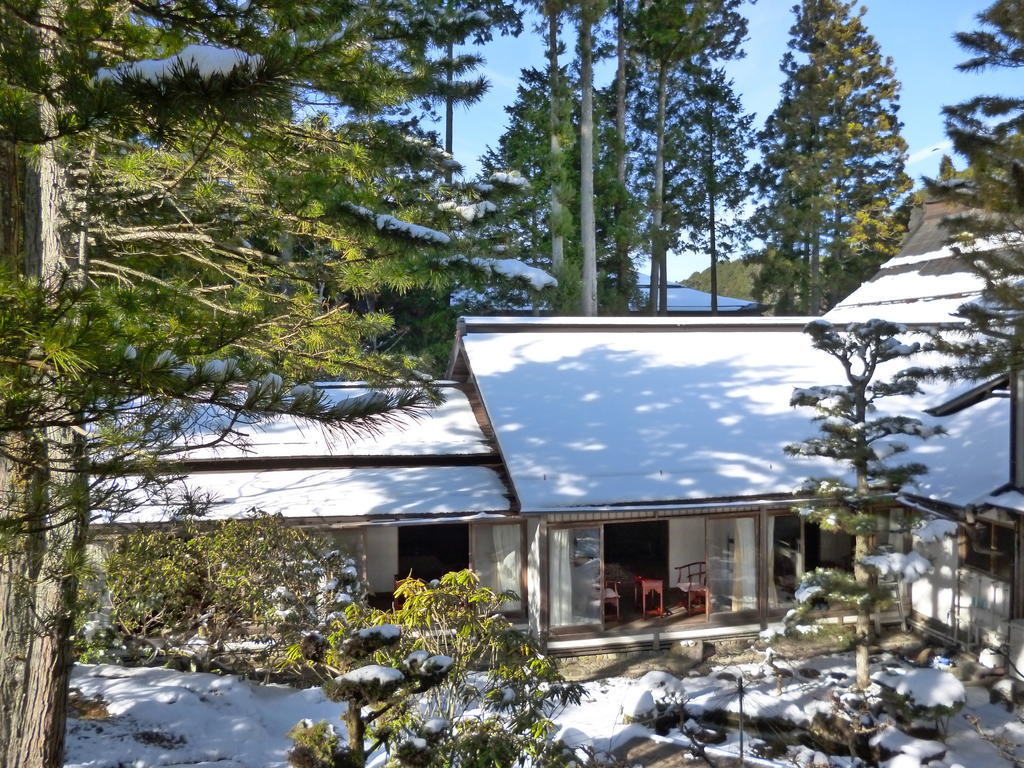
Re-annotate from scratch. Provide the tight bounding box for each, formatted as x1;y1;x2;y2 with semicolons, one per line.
490;524;521;611
549;528;572;627
472;524;522;611
733;518;757;611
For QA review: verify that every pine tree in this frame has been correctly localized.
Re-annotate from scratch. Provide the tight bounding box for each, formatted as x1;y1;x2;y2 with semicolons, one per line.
421;0;522;182
0;2;479;764
666;67;754;313
927;0;1024;380
753;0;911;315
482;64;587;314
632;0;747;315
786;319;941;689
607;0;638;313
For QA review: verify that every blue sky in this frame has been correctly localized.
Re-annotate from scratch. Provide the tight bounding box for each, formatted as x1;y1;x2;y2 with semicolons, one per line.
440;1;1020;277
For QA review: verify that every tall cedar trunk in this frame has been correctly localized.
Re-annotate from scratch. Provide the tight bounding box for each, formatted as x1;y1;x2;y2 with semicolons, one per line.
444;40;455;185
0;121;85;768
579;8;597;316
546;9;564;273
809;232;821;314
0;6;89;764
612;0;629;302
709;189;718;314
652;63;668;316
0;141;22;274
706;104;718;315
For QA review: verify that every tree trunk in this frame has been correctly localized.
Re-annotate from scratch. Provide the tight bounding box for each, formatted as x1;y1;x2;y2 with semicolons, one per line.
706;107;718;315
612;0;629;305
0;136;86;768
709;189;718;315
546;8;564;275
0;141;23;275
444;40;455;185
853;390;872;690
809;232;821;314
652;63;668;316
345;697;367;766
579;7;597;316
0;8;90;763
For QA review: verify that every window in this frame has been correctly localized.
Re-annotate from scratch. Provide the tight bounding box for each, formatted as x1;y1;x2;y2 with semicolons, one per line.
962;520;1014;582
707;517;757;615
472;523;523;611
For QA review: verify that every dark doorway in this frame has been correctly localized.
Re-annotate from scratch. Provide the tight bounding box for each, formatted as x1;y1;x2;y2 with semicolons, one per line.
604;521;669;622
805;522;854;571
398;524;469;582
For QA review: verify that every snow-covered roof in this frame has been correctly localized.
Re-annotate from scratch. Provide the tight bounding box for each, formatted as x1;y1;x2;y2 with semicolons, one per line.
114;466;512;524
635;282;762;313
825;200;990;324
177;384;492;461
902;396;1009;510
458;321;955;510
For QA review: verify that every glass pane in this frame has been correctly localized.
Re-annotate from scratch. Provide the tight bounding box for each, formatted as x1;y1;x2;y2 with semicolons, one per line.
769;515;801;610
993;524;1014;582
549;527;602;628
331;528;364;559
473;524;522;611
708;517;757;615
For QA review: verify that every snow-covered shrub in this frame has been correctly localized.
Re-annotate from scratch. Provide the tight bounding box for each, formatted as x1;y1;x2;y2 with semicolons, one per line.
287;720;348;768
290;622;462;768
876;668;965;738
98;512;363;673
289;570;583;768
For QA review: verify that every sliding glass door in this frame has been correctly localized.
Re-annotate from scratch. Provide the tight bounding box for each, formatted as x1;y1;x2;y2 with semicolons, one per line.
472;523;523;611
707;516;758;616
549;527;602;628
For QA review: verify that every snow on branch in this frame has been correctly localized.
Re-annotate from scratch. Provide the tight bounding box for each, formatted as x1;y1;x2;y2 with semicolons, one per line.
345;204;451;245
96;45;263;83
438;200;498;222
447;254;556;290
488;171;528;188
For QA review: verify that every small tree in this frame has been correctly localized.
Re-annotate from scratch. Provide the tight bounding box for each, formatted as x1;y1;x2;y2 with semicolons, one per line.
289;571;583;767
785;319;942;688
289;622;454;768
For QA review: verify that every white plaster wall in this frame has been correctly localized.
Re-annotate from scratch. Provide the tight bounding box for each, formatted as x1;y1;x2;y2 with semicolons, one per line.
365;526;398;593
910;531;956;629
669;517;706;584
959;570;1011;648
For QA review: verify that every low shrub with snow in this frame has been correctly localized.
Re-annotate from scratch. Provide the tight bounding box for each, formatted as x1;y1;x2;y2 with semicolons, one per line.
91;513;362;674
875;667;966;737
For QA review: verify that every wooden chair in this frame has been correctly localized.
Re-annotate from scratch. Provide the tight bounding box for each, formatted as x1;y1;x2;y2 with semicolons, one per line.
674;561;707;616
603;580;621;621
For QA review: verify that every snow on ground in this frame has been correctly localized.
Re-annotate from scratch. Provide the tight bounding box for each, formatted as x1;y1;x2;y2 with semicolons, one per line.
65;653;1024;768
66;664;344;768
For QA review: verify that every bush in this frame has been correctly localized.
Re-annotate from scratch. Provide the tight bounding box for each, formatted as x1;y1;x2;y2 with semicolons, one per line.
95;512;362;673
287;570;584;768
